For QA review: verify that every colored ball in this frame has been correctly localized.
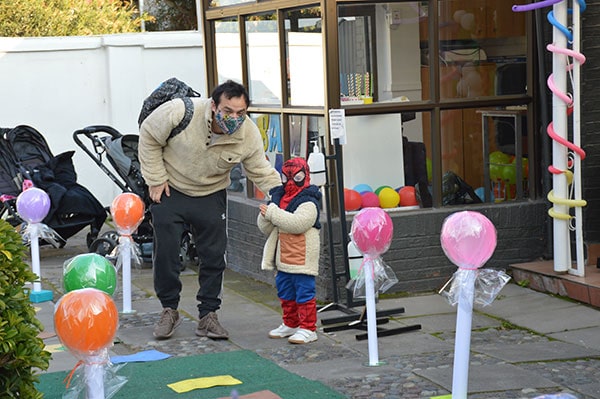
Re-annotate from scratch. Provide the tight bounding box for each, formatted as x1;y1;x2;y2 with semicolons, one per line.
16;187;51;223
353;184;373;194
398;186;419;206
343;188;362;211
489;151;511;165
54;288;119;357
63;253;117;295
111;192;145;235
360;191;380;208
351;208;393;257
374;185;392;195
378;187;400;208
440;211;497;270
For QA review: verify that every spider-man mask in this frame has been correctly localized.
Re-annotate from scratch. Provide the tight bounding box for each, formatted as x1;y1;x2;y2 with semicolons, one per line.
280;157;311;209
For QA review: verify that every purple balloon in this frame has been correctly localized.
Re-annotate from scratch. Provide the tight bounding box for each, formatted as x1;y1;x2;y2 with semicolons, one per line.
16;187;51;223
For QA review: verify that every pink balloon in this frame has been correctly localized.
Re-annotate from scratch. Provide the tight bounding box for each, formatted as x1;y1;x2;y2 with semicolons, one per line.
350;208;393;257
440;211;497;269
16;187;51;223
360;191;380;208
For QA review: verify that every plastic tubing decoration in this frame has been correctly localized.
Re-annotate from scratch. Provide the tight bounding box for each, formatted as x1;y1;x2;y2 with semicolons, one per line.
513;0;587;275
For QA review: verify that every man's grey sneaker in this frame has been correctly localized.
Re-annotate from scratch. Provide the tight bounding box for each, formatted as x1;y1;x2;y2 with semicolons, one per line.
288;328;317;344
269;323;298;339
196;312;229;339
153;308;181;340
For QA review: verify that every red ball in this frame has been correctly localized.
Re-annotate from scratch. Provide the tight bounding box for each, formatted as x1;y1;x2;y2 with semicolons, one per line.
344;188;362;211
361;191;380;208
399;186;419;207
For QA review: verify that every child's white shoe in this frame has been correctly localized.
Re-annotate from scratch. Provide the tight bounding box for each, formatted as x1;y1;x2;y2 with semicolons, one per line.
269;323;298;338
288;328;317;344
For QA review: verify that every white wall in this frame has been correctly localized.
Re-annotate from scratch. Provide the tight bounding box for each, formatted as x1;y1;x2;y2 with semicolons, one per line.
0;32;205;206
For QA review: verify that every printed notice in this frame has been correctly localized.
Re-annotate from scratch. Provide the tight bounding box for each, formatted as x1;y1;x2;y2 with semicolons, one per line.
328;109;346;145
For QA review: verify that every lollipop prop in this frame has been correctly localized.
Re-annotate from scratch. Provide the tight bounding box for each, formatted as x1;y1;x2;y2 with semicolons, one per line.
16;186;62;302
346;208;397;366
439;211;509;399
110;193;144;313
54;288;125;399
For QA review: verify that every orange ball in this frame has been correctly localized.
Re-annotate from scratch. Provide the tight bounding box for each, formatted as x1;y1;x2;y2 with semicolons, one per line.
54;288;118;357
399;186;419;206
111;192;145;234
344;188;362;211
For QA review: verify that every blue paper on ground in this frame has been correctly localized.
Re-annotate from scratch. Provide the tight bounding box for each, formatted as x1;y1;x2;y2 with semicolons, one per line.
111;350;172;364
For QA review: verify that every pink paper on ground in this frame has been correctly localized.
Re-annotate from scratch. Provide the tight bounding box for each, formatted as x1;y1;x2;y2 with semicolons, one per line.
217;390;283;399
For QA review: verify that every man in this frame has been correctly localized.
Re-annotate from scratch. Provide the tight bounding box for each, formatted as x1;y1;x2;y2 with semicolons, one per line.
139;80;281;340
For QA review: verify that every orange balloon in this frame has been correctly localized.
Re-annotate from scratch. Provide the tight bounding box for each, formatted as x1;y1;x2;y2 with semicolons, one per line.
54;288;119;357
111;192;145;234
399;186;419;206
344;188;362;211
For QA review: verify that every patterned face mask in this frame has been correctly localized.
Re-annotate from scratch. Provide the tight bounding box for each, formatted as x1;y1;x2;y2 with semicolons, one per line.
214;109;246;135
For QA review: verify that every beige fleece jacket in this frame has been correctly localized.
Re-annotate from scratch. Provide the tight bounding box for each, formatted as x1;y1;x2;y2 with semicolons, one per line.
138;97;281;197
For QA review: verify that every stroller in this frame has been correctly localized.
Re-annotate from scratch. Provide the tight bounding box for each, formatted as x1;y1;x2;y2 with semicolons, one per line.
0;125;106;247
73;125;197;268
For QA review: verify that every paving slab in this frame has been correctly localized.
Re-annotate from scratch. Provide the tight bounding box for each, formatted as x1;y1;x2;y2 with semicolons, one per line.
548;327;600;351
414;363;559;392
474;340;600;362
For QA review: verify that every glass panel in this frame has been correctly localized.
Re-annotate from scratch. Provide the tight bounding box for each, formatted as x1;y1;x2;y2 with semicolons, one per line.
215;18;243;84
209;0;254;8
285;7;324;107
246;112;282;199
246;13;282;105
433;0;527;100
289;115;325;158
338;3;425;106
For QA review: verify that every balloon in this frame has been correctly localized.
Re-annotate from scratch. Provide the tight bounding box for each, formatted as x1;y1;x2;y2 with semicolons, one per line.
489;163;502;180
360;191;380;208
512;157;529;179
398;186;419;206
378;187;400;208
501;164;516;184
374;185;392;195
111;192;145;235
474;187;494;202
64;253;117;295
353;184;373;194
426;158;432;182
440;211;497;270
489;151;511;165
16;187;51;223
351;207;393;257
344;188;362;211
54;288;119;357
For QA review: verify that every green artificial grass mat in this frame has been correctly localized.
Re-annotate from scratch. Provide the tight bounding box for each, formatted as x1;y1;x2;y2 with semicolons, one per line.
37;350;346;399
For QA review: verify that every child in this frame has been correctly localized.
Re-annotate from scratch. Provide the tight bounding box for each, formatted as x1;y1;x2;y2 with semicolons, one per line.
257;157;322;344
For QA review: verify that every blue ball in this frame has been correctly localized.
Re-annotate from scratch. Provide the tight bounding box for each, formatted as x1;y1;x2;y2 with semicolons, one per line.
475;186;494;202
353;184;373;194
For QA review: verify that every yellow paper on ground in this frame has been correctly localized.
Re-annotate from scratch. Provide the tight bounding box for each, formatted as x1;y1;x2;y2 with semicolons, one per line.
167;375;242;393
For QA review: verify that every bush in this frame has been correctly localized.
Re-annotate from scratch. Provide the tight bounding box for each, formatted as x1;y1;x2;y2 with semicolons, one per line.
0;0;149;37
0;220;50;398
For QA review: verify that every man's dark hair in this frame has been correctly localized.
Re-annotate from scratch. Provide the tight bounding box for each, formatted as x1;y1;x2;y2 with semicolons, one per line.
211;80;250;107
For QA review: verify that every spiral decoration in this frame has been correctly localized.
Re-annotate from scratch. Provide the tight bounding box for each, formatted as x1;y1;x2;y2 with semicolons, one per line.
514;1;587;220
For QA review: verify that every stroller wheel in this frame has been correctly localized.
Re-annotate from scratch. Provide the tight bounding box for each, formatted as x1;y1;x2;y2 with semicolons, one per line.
89;237;117;257
101;230;120;243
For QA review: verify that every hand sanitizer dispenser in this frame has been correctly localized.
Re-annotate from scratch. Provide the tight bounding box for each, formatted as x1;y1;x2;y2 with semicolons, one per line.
307;143;326;187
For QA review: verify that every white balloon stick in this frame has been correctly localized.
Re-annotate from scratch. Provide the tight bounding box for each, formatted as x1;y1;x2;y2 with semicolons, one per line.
29;223;42;292
120;236;133;313
364;258;380;366
84;363;105;399
451;269;476;399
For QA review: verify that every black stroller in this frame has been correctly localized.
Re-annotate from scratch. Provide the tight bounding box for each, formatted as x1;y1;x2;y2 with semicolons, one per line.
73;125;197;268
0;125;106;247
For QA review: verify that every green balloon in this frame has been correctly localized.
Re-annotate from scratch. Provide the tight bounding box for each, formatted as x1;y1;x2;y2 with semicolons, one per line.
489;151;511;165
501;164;517;184
64;253;117;295
426;158;432;182
489;163;502;180
375;185;392;195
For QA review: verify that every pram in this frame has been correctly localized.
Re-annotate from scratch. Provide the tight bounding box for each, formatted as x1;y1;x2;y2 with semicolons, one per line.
73;125;197;268
0;125;106;247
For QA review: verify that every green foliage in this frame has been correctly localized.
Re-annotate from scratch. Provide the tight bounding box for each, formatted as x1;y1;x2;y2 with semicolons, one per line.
0;220;50;398
0;0;150;37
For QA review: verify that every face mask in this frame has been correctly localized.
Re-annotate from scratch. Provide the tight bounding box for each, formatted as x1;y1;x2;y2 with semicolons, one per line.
215;109;245;135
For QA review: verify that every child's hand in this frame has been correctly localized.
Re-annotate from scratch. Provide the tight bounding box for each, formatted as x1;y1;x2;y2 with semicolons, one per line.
259;204;267;216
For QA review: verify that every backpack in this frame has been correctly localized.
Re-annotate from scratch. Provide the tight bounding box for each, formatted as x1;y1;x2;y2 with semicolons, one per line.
137;78;201;140
441;171;482;206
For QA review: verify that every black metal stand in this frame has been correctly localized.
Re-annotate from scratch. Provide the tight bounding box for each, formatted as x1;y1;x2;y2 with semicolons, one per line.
316;137;421;339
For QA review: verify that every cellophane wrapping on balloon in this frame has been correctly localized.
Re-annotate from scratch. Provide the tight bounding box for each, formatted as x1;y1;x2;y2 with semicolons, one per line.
63;352;128;399
21;222;63;248
115;236;142;270
350;208;394;258
345;257;399;299
441;268;510;307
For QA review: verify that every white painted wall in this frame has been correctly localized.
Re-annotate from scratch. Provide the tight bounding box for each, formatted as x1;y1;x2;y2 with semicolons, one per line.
0;32;206;206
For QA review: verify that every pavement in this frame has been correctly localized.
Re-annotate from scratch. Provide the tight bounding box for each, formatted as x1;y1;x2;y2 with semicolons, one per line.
32;231;600;399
